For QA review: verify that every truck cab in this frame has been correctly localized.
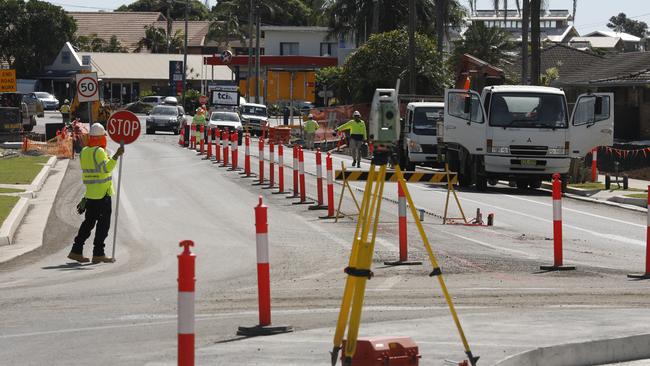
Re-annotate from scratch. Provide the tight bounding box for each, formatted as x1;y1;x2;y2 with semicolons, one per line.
399;102;444;170
441;85;614;190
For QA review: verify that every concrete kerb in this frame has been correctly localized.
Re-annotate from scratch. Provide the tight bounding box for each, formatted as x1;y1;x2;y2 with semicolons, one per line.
538;182;647;213
0;155;56;194
0;197;29;246
495;333;650;366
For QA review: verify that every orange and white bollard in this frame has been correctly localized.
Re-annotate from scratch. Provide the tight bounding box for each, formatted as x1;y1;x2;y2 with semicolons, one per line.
257;138;265;184
199;125;205;155
309;149;326;210
178;240;195;366
541;174;575;271
215;129;221;163
319;152;337;219
628;185;650;279
268;142;275;188
384;183;422;266
293;147;313;205
277;144;285;193
591;147;598;182
237;197;293;336
230;131;239;170
190;124;196;150
288;145;300;198
222;130;230;167
243;133;252;177
205;127;213;160
179;127;185;146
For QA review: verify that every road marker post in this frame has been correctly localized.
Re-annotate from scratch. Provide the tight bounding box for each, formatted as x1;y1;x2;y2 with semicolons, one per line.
384;183;422;266
257;138;265;184
237;197;293;336
205;127;212;160
221;130;230;167
214;129;221;162
178;240;195;366
199;125;205;155
243;133;252;177
286;145;300;198
268;142;275;188
309;148;327;210
230;131;240;171
319;152;338;219
541;174;576;271
628;185;650;280
591;147;598;182
190;124;196;150
293;147;314;205
276;144;285;193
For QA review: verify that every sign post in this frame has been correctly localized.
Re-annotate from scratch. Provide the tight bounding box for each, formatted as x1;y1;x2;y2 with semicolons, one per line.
106;110;141;261
76;72;99;124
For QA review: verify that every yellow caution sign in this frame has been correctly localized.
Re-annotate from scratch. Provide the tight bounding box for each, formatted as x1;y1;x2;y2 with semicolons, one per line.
0;69;16;92
335;170;458;184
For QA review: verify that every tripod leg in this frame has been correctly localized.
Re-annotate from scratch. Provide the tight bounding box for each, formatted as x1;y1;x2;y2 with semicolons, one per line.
332;164;377;365
343;164;387;362
394;165;479;366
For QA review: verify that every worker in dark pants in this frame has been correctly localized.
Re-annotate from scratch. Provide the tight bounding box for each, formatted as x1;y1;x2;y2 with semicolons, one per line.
67;123;124;264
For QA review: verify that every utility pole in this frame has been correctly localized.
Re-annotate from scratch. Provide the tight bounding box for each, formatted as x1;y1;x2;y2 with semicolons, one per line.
521;0;529;84
371;0;379;35
247;0;254;100
182;0;188;107
530;0;541;85
408;0;416;94
166;0;172;53
255;5;261;104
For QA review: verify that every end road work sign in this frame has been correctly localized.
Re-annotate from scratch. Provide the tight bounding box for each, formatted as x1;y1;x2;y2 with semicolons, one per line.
0;69;16;92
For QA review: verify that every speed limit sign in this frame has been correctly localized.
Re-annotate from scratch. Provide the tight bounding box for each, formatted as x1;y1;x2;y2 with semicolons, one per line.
75;72;99;102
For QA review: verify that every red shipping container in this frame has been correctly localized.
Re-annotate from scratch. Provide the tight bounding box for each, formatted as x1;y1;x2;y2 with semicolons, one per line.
342;336;421;366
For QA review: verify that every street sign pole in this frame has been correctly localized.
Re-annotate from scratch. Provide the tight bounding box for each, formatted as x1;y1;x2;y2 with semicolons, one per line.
111;140;125;260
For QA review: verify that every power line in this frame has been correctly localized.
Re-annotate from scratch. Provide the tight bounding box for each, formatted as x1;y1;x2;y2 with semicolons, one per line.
49;2;114;11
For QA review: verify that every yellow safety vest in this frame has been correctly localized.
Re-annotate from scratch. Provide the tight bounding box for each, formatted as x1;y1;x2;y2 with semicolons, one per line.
336;119;367;140
60;104;70;113
193;114;206;126
304;119;319;133
80;146;116;199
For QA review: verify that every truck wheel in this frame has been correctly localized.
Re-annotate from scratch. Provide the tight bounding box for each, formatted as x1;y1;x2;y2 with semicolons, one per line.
529;180;542;189
476;175;488;191
488;179;498;186
516;180;529;189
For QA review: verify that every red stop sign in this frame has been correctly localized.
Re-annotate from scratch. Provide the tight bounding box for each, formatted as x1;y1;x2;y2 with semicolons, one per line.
199;95;208;105
107;110;141;144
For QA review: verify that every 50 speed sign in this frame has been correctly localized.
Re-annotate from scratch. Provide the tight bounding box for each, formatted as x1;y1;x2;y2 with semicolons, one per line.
75;72;99;102
107;110;141;145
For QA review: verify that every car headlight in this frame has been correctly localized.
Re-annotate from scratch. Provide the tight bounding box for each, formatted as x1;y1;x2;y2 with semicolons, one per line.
547;147;567;155
489;146;510;154
407;139;422;153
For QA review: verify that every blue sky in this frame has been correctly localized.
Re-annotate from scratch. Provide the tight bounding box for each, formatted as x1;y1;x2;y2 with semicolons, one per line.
50;0;649;35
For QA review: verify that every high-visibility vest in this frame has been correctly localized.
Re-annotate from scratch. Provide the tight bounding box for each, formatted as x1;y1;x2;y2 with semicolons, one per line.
80;146;116;199
304;119;319;133
60;104;70;113
336;119;367;140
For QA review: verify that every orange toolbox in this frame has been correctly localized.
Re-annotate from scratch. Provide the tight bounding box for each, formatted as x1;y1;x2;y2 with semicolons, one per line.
342;336;421;365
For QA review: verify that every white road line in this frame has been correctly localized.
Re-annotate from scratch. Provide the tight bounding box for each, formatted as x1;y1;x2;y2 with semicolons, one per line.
443;232;535;258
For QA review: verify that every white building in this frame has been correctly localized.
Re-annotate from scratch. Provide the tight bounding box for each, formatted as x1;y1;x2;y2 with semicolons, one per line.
261;26;356;65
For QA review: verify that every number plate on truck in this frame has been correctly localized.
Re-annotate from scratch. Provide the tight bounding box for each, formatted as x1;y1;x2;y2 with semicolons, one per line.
520;159;537;166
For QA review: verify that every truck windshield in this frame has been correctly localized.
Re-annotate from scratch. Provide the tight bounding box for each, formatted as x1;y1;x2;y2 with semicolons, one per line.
412;107;442;135
242;106;267;116
489;93;567;129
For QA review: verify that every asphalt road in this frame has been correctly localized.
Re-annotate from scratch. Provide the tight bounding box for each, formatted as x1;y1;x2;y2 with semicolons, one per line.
1;113;649;365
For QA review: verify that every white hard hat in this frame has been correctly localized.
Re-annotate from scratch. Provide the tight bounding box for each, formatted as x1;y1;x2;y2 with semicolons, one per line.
64;99;69;103
308;113;314;119
89;123;106;136
353;111;361;117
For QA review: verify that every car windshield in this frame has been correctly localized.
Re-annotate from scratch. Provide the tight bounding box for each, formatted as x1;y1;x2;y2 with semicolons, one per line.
412;107;442;135
242;106;266;116
211;112;239;122
152;106;177;116
489;93;567;128
35;92;52;98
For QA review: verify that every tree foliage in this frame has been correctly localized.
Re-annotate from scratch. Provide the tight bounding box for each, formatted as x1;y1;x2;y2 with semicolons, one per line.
452;22;516;68
607;13;648;38
116;0;210;20
330;29;446;103
207;0;246;50
134;25;184;53
0;0;76;77
211;0;313;27
74;34;128;53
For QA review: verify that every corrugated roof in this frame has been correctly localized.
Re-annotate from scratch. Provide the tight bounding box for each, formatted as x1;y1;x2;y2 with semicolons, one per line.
78;52;233;81
555;51;650;86
69;12;166;51
569;36;623;49
584;30;641;42
153;20;211;47
504;43;604;80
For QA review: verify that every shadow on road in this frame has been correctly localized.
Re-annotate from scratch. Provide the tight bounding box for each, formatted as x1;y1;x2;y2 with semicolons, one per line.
41;262;95;271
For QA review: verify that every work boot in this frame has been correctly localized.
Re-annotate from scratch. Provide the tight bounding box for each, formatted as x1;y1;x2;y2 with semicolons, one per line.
91;255;115;264
352;160;356;167
67;252;89;263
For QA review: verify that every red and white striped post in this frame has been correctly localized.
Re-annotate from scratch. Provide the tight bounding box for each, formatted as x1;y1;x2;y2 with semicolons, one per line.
190;124;196;150
230;131;239;170
199;125;205;155
293;147;313;205
288;145;300;198
268;142;275;188
384;182;422;266
244;133;252;177
222;130;230;167
319;152;337;219
178;240;195;366
628;185;650;279
206;127;213;160
237;197;293;336
258;138;265;184
215;129;222;163
277;144;285;193
309;149;327;210
541;174;575;271
591;147;598;182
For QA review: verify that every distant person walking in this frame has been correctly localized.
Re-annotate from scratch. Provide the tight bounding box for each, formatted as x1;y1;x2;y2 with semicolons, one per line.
303;114;319;150
336;111;366;168
67;123;124;264
60;99;70;125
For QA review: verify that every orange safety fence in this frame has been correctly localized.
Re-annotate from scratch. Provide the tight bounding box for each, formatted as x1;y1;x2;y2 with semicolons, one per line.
22;119;89;159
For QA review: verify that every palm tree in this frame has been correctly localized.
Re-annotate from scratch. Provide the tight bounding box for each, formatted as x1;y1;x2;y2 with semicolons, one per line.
572;0;577;23
452;22;517;67
135;25;184;53
207;4;246;50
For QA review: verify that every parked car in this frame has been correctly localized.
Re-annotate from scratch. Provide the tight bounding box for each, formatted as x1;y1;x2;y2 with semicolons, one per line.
239;103;268;136
34;92;59;110
208;110;243;145
22;92;44;118
140;95;165;106
145;104;184;135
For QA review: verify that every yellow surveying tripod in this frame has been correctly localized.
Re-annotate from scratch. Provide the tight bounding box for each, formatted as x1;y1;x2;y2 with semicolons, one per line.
330;150;479;366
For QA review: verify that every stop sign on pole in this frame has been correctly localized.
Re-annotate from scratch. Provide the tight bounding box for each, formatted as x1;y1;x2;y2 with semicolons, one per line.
199;95;208;105
107;110;141;144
